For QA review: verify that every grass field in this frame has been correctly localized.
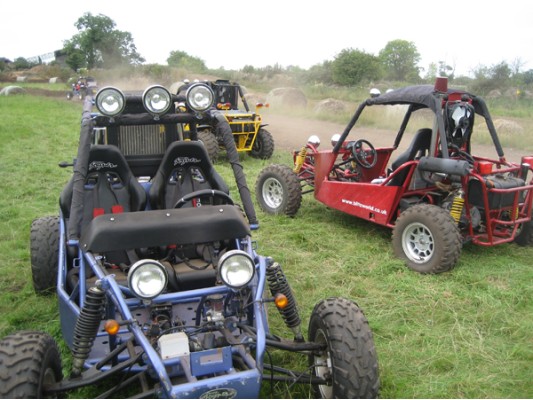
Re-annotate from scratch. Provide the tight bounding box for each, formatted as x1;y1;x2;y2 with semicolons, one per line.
0;93;532;398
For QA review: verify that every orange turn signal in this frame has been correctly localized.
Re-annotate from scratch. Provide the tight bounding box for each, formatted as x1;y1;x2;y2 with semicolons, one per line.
104;319;120;335
217;102;231;110
274;293;289;309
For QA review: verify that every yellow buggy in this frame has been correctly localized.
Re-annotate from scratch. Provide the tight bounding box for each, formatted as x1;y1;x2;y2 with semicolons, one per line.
181;80;274;161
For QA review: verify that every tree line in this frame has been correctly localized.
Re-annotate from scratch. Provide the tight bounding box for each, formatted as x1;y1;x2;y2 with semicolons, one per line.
3;12;532;95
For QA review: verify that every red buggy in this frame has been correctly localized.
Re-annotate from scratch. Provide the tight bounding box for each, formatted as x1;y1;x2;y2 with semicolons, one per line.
256;78;533;273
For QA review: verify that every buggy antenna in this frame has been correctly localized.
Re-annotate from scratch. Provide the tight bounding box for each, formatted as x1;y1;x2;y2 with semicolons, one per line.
210;110;259;229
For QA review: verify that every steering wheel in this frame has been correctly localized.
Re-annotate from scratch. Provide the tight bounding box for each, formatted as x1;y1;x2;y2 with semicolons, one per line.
350;139;377;169
450;145;475;166
173;189;234;208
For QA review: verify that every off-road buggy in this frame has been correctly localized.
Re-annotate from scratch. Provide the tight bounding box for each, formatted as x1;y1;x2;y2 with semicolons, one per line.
66;76;97;100
180;79;274;161
256;78;533;274
0;84;379;398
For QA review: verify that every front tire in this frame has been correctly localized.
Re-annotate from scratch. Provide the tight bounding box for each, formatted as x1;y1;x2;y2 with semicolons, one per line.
0;331;63;398
308;297;379;399
197;128;220;162
255;164;302;216
392;204;462;273
250;128;274;159
30;216;59;294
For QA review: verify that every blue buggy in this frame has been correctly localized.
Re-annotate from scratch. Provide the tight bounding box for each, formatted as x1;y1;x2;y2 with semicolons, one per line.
0;84;379;398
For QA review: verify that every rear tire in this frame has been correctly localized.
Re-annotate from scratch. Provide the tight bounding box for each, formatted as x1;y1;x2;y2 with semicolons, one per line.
0;331;63;398
250;128;274;159
308;297;379;399
392;204;461;273
197;128;220;162
30;216;59;294
255;164;302;216
514;205;533;246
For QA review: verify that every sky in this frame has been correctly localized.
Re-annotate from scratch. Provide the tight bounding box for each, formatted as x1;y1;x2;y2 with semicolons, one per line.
2;0;532;77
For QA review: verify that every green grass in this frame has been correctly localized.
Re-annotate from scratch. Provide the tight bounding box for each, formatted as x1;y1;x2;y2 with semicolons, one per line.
1;94;532;398
1;81;71;92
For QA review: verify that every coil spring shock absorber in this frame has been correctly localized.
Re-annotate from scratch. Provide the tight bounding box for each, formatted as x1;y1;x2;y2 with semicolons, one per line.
266;260;304;341
293;146;307;174
71;286;106;377
450;189;465;225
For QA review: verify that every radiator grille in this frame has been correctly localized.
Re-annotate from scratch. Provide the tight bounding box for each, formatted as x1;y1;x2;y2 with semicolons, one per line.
118;125;166;156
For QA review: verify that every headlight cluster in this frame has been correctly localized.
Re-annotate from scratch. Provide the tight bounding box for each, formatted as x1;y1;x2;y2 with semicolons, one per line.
218;250;255;289
126;251;255;300
128;259;168;300
95;84;215;117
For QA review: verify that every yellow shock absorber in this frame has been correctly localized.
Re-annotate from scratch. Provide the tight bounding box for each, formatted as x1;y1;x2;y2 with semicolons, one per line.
450;189;465;224
293;146;307;173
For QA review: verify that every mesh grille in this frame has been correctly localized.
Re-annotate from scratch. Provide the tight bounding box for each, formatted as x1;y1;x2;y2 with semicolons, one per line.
118;125;166;156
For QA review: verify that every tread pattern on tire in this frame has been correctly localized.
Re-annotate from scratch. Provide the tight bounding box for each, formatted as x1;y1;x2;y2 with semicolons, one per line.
255;164;302;216
0;330;62;399
250;128;274;159
309;297;379;399
197;129;220;162
30;216;59;294
392;204;462;274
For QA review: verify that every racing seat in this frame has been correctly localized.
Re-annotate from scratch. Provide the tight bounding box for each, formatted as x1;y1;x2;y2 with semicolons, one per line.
388;128;432;186
60;145;147;229
148;141;232;290
149;141;229;210
60;145;147;290
391;128;432;170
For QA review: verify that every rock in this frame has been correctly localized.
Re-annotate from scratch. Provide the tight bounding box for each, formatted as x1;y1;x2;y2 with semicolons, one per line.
492;119;523;134
243;93;267;107
314;98;347;114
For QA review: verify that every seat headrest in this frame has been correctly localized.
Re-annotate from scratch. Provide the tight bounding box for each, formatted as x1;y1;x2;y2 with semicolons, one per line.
157;141;213;176
87;145;134;178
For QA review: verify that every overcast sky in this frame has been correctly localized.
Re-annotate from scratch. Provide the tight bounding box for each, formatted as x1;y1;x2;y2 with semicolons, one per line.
2;0;532;77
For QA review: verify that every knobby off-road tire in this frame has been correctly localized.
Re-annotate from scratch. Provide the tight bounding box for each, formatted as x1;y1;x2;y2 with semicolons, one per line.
197;128;220;162
514;220;533;246
255;164;302;216
250;128;274;159
30;216;59;294
0;331;63;398
514;204;533;246
308;297;379;399
392;204;462;274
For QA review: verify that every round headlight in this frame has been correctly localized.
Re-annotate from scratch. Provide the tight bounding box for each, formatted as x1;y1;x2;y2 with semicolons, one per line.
95;87;125;117
330;133;341;147
308;135;320;147
143;85;172;116
218;250;255;289
186;83;214;112
128;259;168;300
